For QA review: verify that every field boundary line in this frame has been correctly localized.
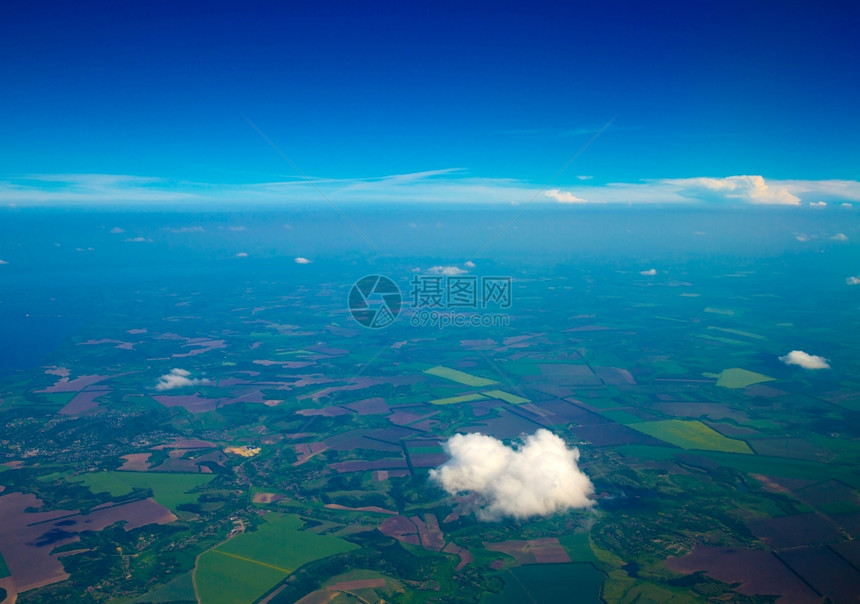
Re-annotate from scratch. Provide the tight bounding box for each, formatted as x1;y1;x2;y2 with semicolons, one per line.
213;549;292;574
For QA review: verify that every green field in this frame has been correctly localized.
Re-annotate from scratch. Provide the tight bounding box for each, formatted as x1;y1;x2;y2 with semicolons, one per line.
130;571;196;603
430;393;487;405
482;390;529;404
707;326;766;340
73;471;214;511
559;533;598;563
482;563;605;604
627;420;754;454
0;551;10;579
712;368;775;389
596;408;647;424
424;365;498;387
37;392;76;406
196;550;286;604
697;451;855;481
195;513;358;604
501;363;541;376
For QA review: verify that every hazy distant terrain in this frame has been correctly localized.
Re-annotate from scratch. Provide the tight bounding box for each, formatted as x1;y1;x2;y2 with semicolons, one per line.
0;206;858;602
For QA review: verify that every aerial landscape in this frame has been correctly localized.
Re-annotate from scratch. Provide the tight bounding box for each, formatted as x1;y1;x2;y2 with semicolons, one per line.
2;2;859;603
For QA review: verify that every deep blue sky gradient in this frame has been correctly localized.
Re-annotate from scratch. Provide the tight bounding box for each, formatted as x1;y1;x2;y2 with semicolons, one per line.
3;1;859;188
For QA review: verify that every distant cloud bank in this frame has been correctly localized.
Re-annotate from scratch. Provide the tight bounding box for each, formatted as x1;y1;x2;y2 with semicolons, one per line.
1;172;859;207
155;368;209;391
779;350;830;370
430;429;595;521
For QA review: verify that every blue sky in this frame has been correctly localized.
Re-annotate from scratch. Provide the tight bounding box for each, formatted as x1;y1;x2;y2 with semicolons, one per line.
2;1;859;206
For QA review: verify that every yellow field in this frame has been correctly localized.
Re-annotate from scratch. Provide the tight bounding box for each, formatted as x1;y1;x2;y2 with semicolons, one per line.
627;419;753;454
424;365;498;387
482;389;530;404
224;445;261;457
430;393;487;405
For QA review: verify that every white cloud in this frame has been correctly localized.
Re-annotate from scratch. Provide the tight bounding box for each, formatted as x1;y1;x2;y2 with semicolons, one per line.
779;350;830;370
167;226;205;233
229;226;247;231
0;260;7;265
294;257;312;264
810;201;827;207
843;203;853;208
109;226;125;234
795;233;810;242
576;175;593;181
639;268;657;276
427;265;467;276
236;252;248;257
667;175;801;205
779;179;860;202
464;260;476;268
846;276;860;285
124;236;152;243
155;368;210;391
545;188;588;204
831;233;849;241
430;430;595;521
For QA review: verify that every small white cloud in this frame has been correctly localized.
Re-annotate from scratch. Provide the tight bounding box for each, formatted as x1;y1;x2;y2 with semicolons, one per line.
155;368;210;391
109;227;125;234
795;233;810;242
779;350;830;370
545;188;587;204
167;226;205;233
640;268;657;276
124;237;152;243
283;223;292;229
842;203;853;208
229;226;247;231
294;257;312;264
846;276;860;285
236;252;248;258
831;233;849;241
407;222;418;228
430;430;595;521
427;265;467;276
0;259;7;265
809;201;827;207
464;260;476;268
576;175;593;181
